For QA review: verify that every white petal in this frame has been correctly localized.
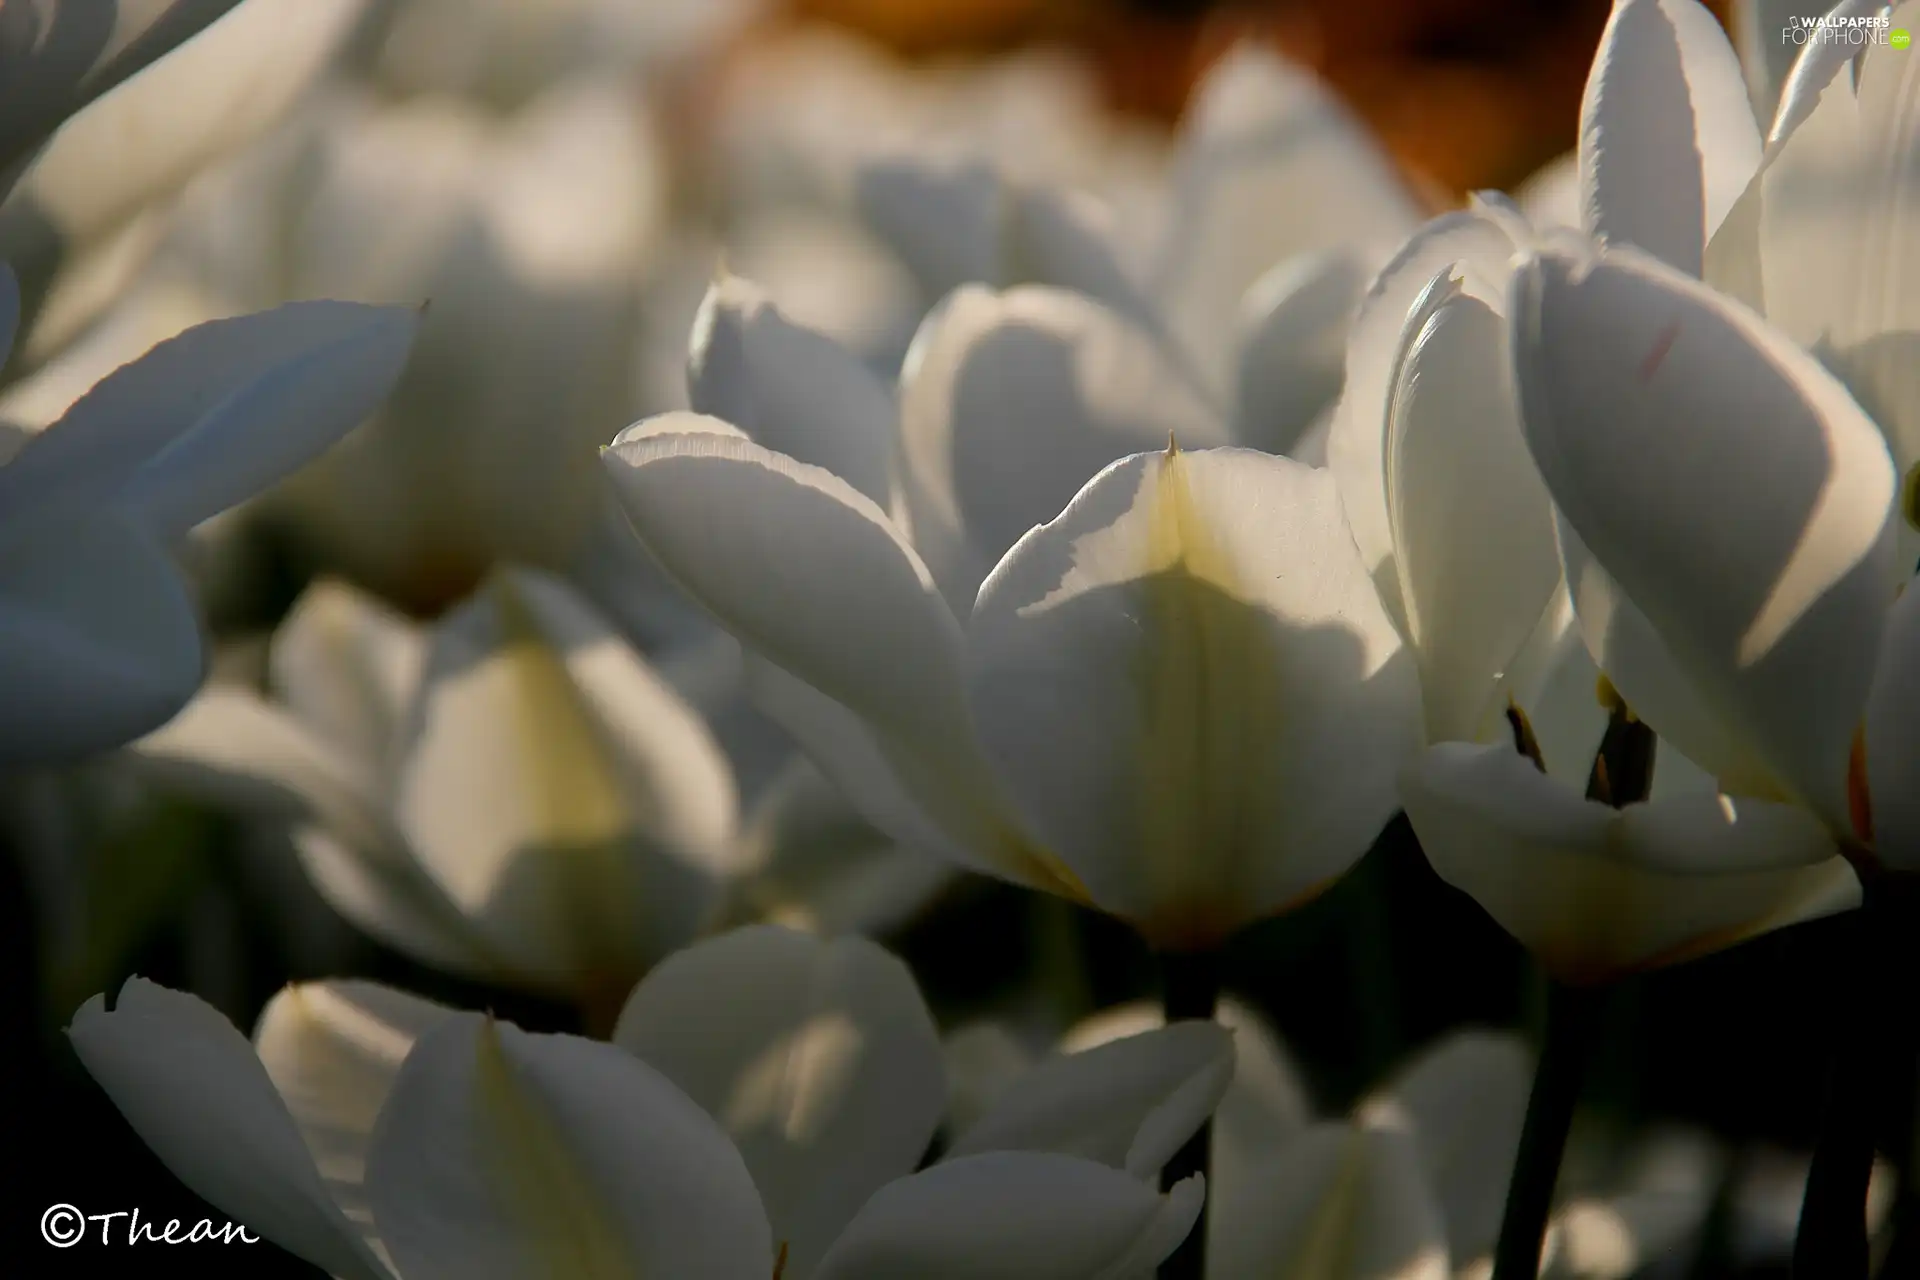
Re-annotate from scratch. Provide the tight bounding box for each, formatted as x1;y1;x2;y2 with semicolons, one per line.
688;272;897;509
1578;0;1763;274
1356;1031;1532;1265
604;430;1074;894
968;446;1421;946
1514;152;1583;231
942;1022;1036;1141
897;284;1228;602
811;1153;1203;1280
1327;208;1524;624
0;0;244;178
1232;248;1369;456
365;1014;773;1280
394;568;740;998
68;979;389;1280
853;153;1002;299
0;303;417;535
1510;244;1896;825
270;577;427;768
1209;1120;1450;1280
1385;272;1562;744
1060;998;1315;1191
611;925;945;1278
945;1022;1233;1179
126;688;494;977
1403;743;1862;982
1867;583;1920;867
0;506;203;766
1152;43;1423;394
254;981;458;1253
1765;0;1880;150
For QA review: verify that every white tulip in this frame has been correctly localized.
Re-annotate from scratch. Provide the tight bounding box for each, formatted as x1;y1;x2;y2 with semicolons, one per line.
0;0;371;376
71;928;1220;1278
0;275;417;766
124;568;743;1018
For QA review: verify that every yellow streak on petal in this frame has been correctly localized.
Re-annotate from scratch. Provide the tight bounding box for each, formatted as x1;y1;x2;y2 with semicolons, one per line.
473;1020;636;1280
1133;448;1281;944
1282;1128;1369;1279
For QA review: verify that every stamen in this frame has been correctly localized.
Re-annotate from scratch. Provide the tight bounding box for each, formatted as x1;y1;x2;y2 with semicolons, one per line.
1506;699;1548;773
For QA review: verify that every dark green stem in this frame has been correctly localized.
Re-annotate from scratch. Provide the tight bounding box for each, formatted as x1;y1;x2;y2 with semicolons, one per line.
1794;879;1919;1278
1158;948;1222;1280
1490;981;1607;1280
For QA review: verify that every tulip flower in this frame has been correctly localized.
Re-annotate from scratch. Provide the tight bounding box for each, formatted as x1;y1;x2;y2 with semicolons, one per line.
0;0;372;378
0;271;418;767
124;569;743;1026
71;927;1223;1278
850;42;1425;461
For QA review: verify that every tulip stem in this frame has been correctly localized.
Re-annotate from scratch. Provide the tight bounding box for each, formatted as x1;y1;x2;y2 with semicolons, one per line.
1490;980;1606;1280
1158;948;1221;1280
1793;878;1920;1279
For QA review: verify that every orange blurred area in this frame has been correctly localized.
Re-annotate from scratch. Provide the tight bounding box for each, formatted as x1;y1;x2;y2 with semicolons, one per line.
770;0;1739;196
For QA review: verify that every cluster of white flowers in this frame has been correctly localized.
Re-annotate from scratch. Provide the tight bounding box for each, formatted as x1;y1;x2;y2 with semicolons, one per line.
9;0;1920;1275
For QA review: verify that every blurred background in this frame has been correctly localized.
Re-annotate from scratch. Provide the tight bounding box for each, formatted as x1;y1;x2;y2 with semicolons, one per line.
4;0;1878;1276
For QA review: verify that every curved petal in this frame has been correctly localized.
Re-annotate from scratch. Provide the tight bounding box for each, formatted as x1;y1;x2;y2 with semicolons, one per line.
1231;248;1369;457
0;302;417;533
1403;743;1862;983
270;577;427;769
1151;43;1423;395
611;926;945;1279
1208;1120;1450;1280
394;568;740;998
1356;1031;1532;1265
1515;152;1583;232
811;1153;1203;1280
0;508;203;765
603;429;1071;893
1867;583;1920;867
897;284;1228;602
0;0;242;179
365;1014;773;1280
944;1022;1233;1179
67;978;389;1280
1510;244;1897;826
254;981;458;1253
1059;998;1315;1190
1385;273;1562;744
1327;207;1525;625
942;1022;1035;1141
688;272;897;510
968;446;1421;947
1578;0;1763;275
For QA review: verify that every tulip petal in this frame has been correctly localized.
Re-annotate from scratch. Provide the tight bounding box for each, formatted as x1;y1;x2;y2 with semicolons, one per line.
0;302;417;534
1578;0;1763;275
811;1153;1204;1280
943;1023;1036;1141
68;978;390;1280
1385;273;1563;744
604;430;1068;892
688;273;897;510
1060;998;1314;1193
270;578;427;769
1510;244;1896;824
365;1014;773;1280
612;926;945;1279
1232;248;1368;457
1152;43;1423;394
969;446;1421;946
1328;207;1524;624
1357;1031;1532;1265
898;284;1228;605
1209;1120;1450;1280
1403;743;1861;982
394;568;740;996
0;507;203;765
254;981;458;1253
945;1022;1233;1179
